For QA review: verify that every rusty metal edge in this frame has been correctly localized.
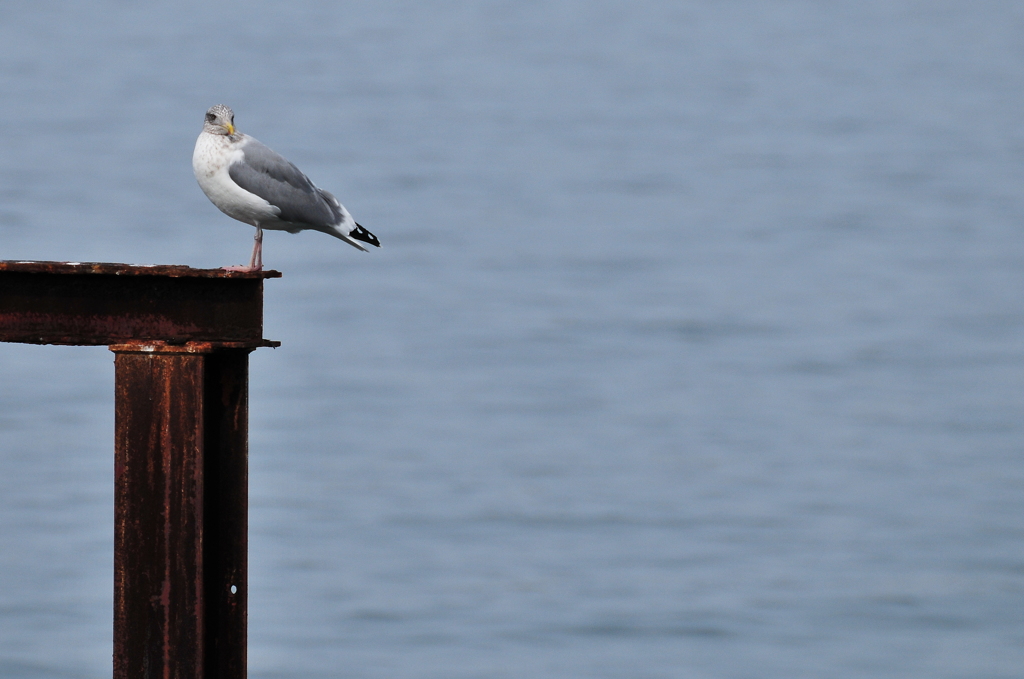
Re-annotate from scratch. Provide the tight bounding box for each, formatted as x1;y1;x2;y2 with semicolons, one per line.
109;340;280;353
5;337;281;348
0;261;282;279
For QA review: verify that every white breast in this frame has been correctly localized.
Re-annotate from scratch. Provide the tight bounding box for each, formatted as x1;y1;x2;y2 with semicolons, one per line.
192;132;280;226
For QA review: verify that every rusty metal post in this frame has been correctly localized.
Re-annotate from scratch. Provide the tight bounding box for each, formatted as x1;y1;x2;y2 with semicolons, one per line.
0;261;280;679
112;342;250;678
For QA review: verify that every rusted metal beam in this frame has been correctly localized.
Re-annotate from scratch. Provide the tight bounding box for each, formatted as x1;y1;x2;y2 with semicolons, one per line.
0;261;280;346
112;342;250;679
0;261;279;679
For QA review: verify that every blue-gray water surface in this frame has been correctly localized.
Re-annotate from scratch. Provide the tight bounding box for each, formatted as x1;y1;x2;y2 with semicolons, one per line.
2;2;1024;677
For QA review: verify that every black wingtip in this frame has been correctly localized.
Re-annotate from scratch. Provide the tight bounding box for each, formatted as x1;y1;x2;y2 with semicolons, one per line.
349;223;381;248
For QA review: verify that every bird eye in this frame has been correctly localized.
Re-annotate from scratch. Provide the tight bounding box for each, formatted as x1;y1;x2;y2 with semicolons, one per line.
206;113;216;122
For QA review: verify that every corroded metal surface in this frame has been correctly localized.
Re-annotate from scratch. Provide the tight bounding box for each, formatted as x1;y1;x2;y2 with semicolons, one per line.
0;260;280;345
110;340;280;352
0;260;282;278
200;349;250;679
113;343;250;679
0;261;277;679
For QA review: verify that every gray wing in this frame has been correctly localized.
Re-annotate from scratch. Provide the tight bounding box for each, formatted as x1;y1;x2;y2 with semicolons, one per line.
228;138;342;228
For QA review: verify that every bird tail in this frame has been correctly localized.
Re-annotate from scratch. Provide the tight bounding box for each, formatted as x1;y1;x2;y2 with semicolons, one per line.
347;223;380;248
325;223;380;252
319;189;381;251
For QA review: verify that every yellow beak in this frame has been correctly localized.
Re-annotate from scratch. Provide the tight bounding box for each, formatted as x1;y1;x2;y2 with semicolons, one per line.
225;123;236;135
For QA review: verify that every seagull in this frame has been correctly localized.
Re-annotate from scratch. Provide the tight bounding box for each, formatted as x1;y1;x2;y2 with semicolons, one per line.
192;104;379;271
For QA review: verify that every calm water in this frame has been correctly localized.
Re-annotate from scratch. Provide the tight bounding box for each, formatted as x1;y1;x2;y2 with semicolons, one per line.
2;2;1024;677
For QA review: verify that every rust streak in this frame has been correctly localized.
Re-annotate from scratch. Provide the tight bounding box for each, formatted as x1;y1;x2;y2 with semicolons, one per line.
162;360;173;679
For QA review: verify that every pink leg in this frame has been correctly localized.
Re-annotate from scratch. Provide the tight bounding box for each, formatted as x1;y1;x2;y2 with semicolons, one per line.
222;226;264;272
249;226;263;271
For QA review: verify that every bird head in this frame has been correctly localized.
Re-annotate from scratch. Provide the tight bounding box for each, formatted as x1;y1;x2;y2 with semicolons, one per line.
203;104;236;136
